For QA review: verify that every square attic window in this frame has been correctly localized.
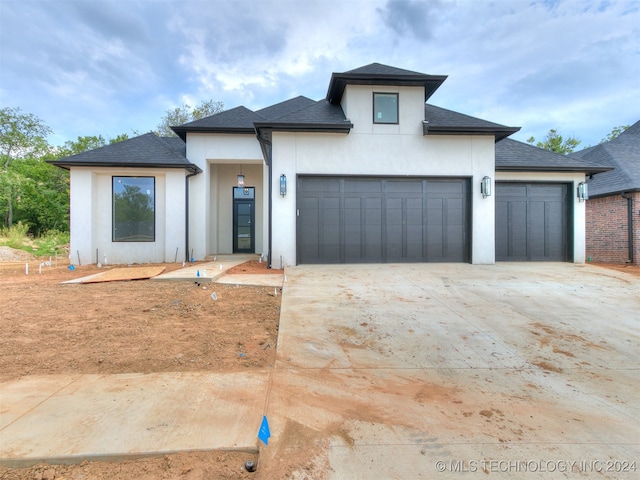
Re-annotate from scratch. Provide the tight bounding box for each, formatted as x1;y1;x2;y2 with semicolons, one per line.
373;92;398;124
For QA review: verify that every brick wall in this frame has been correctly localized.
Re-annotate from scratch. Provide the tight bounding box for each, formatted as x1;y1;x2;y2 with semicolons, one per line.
586;192;640;264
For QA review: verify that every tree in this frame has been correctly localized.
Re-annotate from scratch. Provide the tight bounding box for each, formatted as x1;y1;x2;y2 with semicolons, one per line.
156;99;224;136
0;107;52;171
0;107;53;227
9;158;69;235
600;125;630;143
57;135;107;158
526;129;581;155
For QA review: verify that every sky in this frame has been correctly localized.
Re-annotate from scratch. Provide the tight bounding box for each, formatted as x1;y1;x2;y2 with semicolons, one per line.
1;0;638;149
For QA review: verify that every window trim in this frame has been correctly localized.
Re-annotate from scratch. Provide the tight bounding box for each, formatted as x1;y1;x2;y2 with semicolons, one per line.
112;176;156;243
373;92;399;125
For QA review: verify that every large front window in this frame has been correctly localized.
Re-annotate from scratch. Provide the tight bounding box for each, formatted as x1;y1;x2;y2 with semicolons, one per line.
112;176;155;242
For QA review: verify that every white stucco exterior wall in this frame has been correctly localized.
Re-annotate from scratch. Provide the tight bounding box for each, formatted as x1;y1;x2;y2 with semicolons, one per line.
69;169;94;266
69;167;187;265
266;85;496;266
186;133;264;259
496;171;587;263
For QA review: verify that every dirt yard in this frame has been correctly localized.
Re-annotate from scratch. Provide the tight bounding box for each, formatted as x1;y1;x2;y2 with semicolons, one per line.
1;249;638;480
0;252;282;480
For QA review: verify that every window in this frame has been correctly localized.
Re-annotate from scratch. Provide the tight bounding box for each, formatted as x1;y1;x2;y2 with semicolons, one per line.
373;92;398;124
112;176;155;242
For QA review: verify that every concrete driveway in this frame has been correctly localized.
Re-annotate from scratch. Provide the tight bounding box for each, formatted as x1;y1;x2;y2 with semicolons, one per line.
258;263;639;479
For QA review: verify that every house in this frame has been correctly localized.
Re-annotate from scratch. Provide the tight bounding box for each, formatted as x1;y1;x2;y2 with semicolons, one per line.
51;63;607;267
570;121;640;264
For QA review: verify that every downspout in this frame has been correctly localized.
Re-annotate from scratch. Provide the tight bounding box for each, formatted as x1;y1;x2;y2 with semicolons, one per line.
267;160;273;269
255;129;273;268
185;167;201;263
621;193;634;263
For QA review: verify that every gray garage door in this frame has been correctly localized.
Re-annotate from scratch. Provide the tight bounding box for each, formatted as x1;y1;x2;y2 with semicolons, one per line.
297;176;469;264
495;183;571;261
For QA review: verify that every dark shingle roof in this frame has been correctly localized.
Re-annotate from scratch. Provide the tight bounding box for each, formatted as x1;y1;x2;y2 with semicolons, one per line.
570;120;640;197
496;138;609;175
425;104;520;141
255;100;352;133
326;62;447;104
50;133;200;174
172;97;323;140
256;96;317;120
172;106;262;139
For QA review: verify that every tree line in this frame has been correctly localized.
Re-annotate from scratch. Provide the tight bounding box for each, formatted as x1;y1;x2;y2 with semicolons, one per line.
0;100;628;237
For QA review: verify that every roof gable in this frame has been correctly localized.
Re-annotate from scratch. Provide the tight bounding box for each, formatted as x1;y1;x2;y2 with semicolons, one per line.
50;132;200;174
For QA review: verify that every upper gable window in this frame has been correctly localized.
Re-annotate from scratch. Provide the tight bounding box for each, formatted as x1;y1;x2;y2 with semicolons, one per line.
373;93;398;124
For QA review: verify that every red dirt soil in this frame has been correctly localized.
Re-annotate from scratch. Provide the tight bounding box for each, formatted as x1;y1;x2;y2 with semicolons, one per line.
0;253;636;479
0;255;283;479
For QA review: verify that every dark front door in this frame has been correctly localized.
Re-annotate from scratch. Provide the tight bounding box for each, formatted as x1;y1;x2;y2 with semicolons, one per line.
233;187;255;253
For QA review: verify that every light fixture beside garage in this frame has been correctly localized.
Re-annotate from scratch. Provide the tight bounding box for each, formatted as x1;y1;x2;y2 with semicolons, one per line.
577;182;588;202
481;176;492;199
280;174;287;196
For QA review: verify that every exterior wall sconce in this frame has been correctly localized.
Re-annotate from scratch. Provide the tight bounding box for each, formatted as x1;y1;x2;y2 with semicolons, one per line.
280;174;287;196
481;176;492;199
577;182;588;202
237;174;244;187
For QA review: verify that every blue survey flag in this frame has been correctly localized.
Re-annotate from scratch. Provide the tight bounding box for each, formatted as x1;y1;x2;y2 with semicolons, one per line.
258;415;271;445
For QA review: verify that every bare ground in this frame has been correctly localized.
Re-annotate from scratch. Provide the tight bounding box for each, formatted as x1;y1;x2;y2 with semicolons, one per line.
0;252;637;480
0;254;282;479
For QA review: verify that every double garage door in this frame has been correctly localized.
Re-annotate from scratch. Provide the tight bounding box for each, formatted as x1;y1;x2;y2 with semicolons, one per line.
495;182;571;261
297;176;469;264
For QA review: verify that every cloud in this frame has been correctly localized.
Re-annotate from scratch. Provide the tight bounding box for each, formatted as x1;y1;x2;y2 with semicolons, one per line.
377;0;444;40
0;0;637;147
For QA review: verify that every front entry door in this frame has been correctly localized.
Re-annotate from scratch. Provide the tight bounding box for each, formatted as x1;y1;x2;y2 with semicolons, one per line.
233;187;255;253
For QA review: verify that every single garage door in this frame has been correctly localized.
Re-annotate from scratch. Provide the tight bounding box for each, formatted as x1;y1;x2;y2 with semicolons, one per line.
495;183;571;261
297;176;469;264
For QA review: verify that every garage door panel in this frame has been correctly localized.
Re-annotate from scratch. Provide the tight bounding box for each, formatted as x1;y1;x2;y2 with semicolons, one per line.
298;177;469;264
428;180;463;195
387;179;422;193
496;183;569;261
304;178;341;193
344;179;382;193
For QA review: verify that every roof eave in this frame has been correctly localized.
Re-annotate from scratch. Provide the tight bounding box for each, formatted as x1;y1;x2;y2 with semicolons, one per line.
171;126;255;141
496;165;612;176
254;122;353;134
327;73;448;104
587;187;640;199
49;161;202;175
424;124;521;142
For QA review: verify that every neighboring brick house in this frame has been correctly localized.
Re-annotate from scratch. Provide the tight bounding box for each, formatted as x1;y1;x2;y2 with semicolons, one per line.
571;121;640;264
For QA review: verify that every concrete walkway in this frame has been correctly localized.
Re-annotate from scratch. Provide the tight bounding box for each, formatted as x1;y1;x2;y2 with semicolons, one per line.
154;254;284;287
1;262;638;477
0;372;269;467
